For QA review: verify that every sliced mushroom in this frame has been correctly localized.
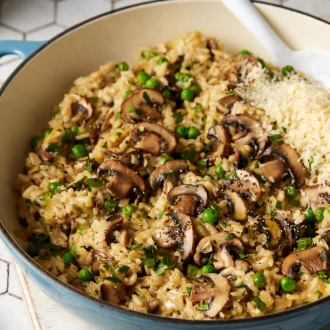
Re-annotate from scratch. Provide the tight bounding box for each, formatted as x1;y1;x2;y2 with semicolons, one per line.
90;249;109;259
228;54;259;83
207;39;219;50
194;232;244;270
168;213;195;263
70;218;76;235
148;298;160;313
256;213;282;249
320;230;330;245
121;88;164;124
107;151;142;169
36;148;55;163
219;94;242;111
100;284;120;305
281;246;328;278
91;259;113;275
167;184;208;216
117;228;129;246
220;189;248;221
222;114;267;159
149;160;189;192
72;284;87;293
235;259;250;272
300;184;330;211
72;97;94;126
206;123;231;164
260;159;289;184
152;226;178;248
228;170;262;202
131;122;176;156
260;144;306;187
104;214;125;245
190;273;231;318
97;160;145;203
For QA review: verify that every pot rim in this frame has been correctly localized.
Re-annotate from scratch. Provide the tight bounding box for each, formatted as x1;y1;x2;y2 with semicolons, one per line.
1;0;329;325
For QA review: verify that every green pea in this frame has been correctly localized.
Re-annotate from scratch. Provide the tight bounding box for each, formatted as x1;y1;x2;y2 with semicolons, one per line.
143;51;157;60
19;217;28;227
282;65;294;77
27;243;39;257
49;182;61;194
253;273;266;288
286;185;299;198
71;125;79;135
160;155;174;164
104;199;118;213
280;277;296;292
117;62;129;71
215;163;226;179
238;49;251;56
71;245;79;258
122;205;136;217
176;126;189;138
197;159;208;168
297;237;312;250
305;207;316;222
72;144;86;159
201;264;216;274
157;57;169;65
179;73;191;82
174;72;182;80
76;228;84;235
78;268;93;281
123;90;133;99
43;192;51;205
31;135;41;149
190;84;201;95
44;128;53;138
202;208;218;224
145;78;159;89
62;252;74;265
181;88;194;101
305;227;315;238
188;127;200;139
315;207;325;222
162;89;172;100
137;72;150;86
187;264;199;279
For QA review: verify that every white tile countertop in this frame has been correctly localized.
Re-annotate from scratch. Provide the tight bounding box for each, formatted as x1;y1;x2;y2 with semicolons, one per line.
1;0;330;329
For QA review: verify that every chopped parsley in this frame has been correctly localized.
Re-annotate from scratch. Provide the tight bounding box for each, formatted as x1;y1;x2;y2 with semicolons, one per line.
204;139;215;152
236;283;248;289
220;222;227;228
268;134;283;144
102;141;108;148
275;201;282;209
126;243;143;250
88;96;99;101
209;200;221;214
71;176;86;189
87;178;107;187
181;150;196;161
103;265;123;284
225;233;237;240
115;112;121;121
196;303;209;312
143;91;150;102
162;172;174;180
315;290;323;298
172;112;183;123
251;296;266;312
186;287;192;296
194;103;202;123
86;156;93;173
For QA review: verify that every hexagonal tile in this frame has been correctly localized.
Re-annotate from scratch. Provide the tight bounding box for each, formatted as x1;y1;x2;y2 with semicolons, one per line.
1;0;54;33
113;0;153;10
26;24;65;41
0;259;8;294
57;0;110;28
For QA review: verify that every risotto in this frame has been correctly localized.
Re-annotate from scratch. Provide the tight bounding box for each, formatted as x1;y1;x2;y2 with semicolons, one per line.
15;32;330;320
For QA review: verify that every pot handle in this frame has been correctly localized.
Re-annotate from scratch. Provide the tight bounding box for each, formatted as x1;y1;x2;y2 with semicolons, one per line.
0;40;45;60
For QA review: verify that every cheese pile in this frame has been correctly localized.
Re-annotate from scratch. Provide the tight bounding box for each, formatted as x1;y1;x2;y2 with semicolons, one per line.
240;67;330;185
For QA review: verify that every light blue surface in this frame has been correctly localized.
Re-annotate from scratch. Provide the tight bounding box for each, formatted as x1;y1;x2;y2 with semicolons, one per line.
0;40;45;59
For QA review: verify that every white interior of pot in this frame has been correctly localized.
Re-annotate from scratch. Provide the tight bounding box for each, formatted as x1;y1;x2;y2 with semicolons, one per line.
1;0;330;250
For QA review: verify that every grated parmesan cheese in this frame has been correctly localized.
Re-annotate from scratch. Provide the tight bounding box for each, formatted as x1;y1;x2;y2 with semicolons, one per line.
239;67;330;185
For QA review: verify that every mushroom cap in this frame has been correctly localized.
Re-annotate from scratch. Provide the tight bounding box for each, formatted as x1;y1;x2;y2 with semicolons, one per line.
228;54;259;83
190;273;231;318
152;226;178;248
218;94;242;111
167;184;209;215
97;160;145;202
72;97;94;126
281;246;328;278
100;284;120;305
131;122;176;156
168;212;195;263
36;148;55;163
220;189;248;221
149;160;189;192
206;124;231;164
121;88;164;124
260;159;288;184
260;143;307;188
221;114;267;159
148;298;160;313
228;170;262;202
300;184;330;211
320;230;330;245
104;214;124;245
108;151;142;169
91;259;113;275
194;232;244;269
